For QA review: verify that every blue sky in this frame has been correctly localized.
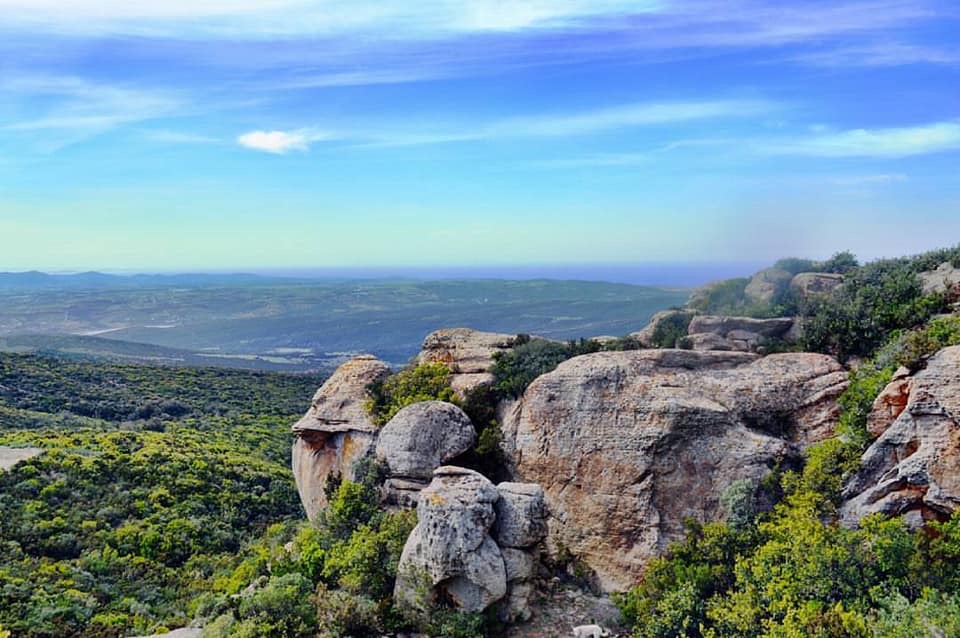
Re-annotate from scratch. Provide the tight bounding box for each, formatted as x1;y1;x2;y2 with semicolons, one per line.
0;0;958;272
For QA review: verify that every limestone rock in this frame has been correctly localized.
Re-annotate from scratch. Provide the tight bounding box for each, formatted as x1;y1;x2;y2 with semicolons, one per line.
744;267;793;304
629;310;692;347
0;446;43;472
494;482;548;548
866;366;912;438
790;272;843;298
395;466;507;613
292;355;391;520
918;262;960;295
417;328;516;397
376;401;476;480
501;349;847;590
841;347;960;527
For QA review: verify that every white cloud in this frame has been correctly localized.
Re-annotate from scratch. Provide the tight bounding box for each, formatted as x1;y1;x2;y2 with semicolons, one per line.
765;122;960;158
236;130;309;154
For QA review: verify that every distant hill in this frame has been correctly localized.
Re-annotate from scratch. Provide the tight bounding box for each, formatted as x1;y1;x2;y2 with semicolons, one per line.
0;277;690;370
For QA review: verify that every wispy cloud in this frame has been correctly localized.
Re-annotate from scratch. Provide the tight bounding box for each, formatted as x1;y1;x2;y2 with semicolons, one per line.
831;173;909;185
0;0;663;38
764;122;960;158
791;42;960;67
0;74;181;151
144;129;222;144
236;98;774;153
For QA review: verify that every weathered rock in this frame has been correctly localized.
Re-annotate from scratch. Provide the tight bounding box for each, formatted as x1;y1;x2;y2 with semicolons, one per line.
918;262;960;295
841;347;960;527
744;267;793;304
501;349;847;590
687;315;795;339
395;466;507;613
629;310;692;347
292;355;391;520
376;401;476;481
494;482;548;548
685;315;796;352
501;547;537;582
866;366;912;438
790;272;843;298
417;328;516;397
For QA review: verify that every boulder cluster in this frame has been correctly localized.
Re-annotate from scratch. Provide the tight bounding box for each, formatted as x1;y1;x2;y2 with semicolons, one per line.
291;323;960;621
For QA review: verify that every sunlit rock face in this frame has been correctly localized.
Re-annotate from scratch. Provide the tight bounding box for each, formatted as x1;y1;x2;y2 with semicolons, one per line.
501;348;848;591
416;328;517;398
291;355;390;521
842;346;960;529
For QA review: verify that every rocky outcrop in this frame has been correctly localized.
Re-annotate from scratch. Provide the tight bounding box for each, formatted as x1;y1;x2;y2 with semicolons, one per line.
395;467;507;613
493;483;548;622
629;310;692;347
744;267;793;304
417;328;517;397
841;347;960;528
376;401;477;507
501;348;847;590
685;315;795;352
0;446;43;472
790;272;843;298
394;467;547;620
919;262;960;295
291;355;391;521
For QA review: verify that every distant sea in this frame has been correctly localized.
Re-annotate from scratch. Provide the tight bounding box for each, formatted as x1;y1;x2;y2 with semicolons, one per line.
255;262;769;288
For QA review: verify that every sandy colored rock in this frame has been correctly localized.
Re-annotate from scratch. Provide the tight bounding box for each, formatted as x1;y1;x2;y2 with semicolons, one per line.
0;446;43;472
685;315;796;352
501;349;847;590
291;355;391;521
395;466;506;613
416;328;516;397
841;347;960;527
376;401;476;480
866;366;912;438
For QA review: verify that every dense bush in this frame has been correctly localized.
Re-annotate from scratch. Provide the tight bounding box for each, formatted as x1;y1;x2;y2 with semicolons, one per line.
365;362;457;425
648;311;693;348
491;337;602;398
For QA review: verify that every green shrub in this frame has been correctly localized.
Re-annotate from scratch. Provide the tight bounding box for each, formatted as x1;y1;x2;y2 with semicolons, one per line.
492;338;601;398
648;312;693;348
365;363;457;425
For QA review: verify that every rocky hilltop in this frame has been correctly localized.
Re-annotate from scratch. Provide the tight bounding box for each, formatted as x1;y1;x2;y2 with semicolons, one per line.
289;248;960;634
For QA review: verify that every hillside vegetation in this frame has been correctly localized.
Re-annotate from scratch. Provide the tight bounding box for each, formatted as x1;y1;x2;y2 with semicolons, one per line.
0;357;323;637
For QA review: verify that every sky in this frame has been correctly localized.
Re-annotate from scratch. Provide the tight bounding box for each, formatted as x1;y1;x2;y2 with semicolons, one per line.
0;0;958;272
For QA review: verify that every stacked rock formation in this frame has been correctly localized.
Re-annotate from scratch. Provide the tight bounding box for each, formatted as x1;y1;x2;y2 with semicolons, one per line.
394;467;547;619
375;401;476;507
416;328;517;397
500;348;848;590
291;355;391;521
684;315;796;352
841;346;960;528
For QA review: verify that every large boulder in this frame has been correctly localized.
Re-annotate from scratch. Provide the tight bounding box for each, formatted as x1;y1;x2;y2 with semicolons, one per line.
790;272;843;298
395;467;507;613
291;355;391;521
841;347;960;528
500;349;847;590
376;401;476;480
918;262;960;295
744;267;793;304
416;328;516;397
